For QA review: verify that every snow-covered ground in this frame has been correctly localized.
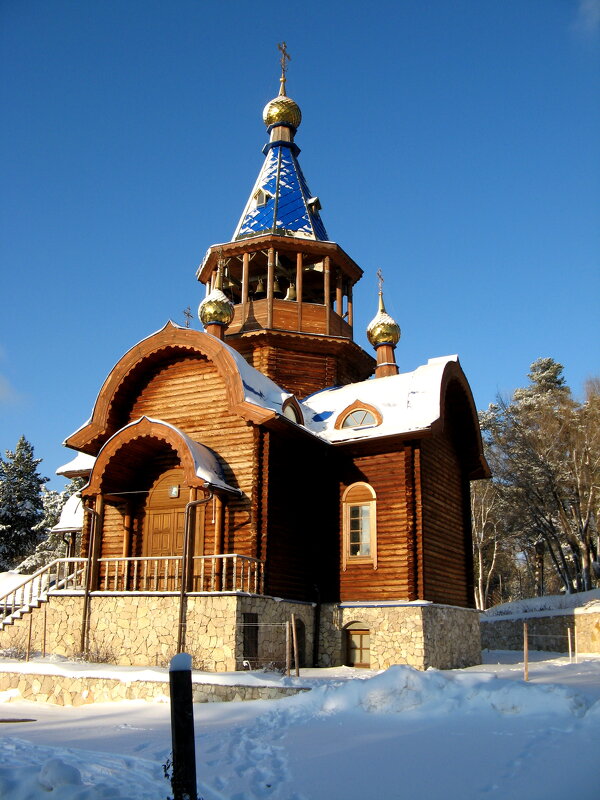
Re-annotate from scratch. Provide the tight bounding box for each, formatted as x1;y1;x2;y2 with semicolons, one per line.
0;652;598;799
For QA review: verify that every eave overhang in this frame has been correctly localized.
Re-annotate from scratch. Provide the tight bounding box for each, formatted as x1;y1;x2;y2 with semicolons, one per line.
196;235;364;285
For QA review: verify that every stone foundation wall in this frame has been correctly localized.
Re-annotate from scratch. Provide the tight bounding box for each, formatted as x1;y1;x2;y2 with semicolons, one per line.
423;605;481;669
0;593;315;672
480;609;600;654
0;671;307;706
1;593;482;672
236;596;315;669
319;602;481;670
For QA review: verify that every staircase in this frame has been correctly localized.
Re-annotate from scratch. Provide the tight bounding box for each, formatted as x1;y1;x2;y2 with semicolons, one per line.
0;558;87;631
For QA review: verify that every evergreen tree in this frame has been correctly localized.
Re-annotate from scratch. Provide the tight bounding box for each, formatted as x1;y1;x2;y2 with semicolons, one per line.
16;477;85;573
0;436;48;570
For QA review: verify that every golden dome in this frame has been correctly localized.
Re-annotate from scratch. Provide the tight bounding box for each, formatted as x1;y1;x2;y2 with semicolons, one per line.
198;289;234;328
263;94;302;129
367;292;401;348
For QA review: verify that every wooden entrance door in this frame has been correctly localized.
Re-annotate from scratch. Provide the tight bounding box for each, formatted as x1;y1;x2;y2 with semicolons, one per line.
143;468;204;590
147;509;185;557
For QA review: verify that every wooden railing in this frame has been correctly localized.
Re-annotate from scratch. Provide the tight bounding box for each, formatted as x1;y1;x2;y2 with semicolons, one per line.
0;558;87;624
191;554;263;594
97;554;263;594
99;556;182;592
0;554;264;628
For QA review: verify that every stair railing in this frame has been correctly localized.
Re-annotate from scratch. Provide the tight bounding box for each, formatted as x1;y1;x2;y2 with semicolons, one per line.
0;558;87;624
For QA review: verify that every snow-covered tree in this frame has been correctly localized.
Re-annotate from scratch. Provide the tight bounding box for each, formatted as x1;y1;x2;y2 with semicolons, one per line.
0;436;48;570
482;359;599;596
16;477;85;574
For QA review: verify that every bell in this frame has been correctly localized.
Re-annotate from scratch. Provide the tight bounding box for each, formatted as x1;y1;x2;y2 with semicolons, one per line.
254;277;266;299
273;277;284;298
284;282;297;301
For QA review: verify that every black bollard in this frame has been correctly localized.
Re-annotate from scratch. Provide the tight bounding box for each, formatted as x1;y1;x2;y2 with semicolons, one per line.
169;653;198;800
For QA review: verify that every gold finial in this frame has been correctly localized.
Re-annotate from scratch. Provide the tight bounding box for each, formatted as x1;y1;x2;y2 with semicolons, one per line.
367;269;401;348
278;41;291;96
199;253;235;330
263;42;302;129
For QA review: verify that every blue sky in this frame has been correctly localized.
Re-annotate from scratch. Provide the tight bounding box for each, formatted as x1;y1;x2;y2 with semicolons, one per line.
1;1;599;488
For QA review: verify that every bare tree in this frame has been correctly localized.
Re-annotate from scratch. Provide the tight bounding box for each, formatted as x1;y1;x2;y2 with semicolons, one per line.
482;359;599;596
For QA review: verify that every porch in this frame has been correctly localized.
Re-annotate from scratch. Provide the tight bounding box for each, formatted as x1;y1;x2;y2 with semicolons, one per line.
0;560;313;672
0;554;264;628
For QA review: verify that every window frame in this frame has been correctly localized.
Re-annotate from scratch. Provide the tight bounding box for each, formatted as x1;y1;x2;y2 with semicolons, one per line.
281;397;304;425
342;482;377;571
334;400;382;431
341;409;377;429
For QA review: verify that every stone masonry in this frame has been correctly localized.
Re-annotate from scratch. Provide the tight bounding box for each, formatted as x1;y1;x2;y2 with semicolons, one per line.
480;608;600;654
1;593;481;672
318;602;481;670
0;669;307;706
0;592;315;672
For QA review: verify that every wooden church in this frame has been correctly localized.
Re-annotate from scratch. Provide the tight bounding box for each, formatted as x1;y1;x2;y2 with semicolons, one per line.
1;56;489;671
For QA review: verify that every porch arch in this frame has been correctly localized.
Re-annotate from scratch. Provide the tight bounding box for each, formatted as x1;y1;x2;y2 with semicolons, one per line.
84;417;239;497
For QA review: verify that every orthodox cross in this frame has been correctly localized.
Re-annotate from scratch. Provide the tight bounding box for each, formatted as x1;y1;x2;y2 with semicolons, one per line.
278;42;291;92
377;269;384;293
183;306;193;328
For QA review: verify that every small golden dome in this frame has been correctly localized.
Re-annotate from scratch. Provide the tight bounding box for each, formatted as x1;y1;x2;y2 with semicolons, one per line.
367;292;401;348
263;94;302;129
198;289;234;328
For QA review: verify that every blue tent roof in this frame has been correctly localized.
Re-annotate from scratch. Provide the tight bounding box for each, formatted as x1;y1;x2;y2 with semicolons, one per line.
232;140;329;242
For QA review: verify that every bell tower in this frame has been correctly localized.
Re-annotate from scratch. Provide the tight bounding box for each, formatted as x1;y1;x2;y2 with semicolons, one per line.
196;46;374;398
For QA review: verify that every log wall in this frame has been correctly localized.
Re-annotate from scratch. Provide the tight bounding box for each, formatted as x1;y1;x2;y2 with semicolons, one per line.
231;337;372;399
88;355;256;559
419;431;472;607
338;448;414;602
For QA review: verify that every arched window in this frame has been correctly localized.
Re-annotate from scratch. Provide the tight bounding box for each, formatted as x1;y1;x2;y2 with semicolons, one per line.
341;409;377;428
335;401;382;431
342;482;377;570
282;399;303;424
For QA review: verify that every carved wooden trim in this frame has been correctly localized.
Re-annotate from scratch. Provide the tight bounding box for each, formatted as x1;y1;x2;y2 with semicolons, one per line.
66;322;275;453
84;417;208;495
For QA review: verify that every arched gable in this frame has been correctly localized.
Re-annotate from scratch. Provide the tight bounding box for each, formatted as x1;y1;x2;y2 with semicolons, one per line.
85;416;240;496
66;322;276;455
437;360;490;479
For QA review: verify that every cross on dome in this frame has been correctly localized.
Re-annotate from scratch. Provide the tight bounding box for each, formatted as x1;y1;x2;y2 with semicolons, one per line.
278;41;291;96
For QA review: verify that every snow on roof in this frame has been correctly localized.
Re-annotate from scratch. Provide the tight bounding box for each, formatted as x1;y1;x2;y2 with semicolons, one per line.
65;323;292;445
51;493;84;533
62;319;460;456
100;417;242;496
301;355;458;443
56;451;96;477
212;333;292;413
